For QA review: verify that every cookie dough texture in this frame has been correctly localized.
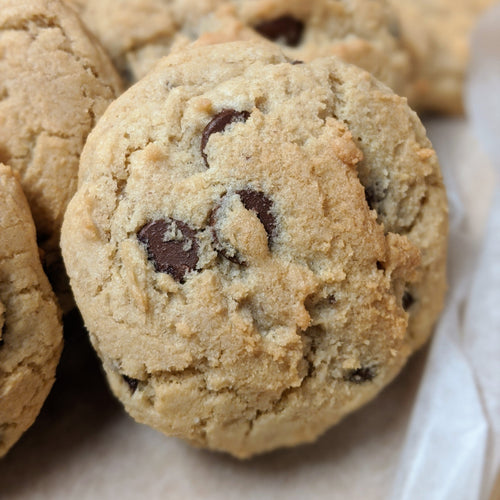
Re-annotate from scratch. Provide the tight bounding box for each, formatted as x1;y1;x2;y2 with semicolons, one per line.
0;164;63;458
65;0;411;97
62;42;448;458
0;0;122;305
389;0;497;114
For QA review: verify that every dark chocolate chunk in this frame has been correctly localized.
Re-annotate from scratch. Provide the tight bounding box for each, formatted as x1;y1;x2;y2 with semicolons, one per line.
291;60;304;65
254;15;304;47
364;180;387;212
201;109;250;167
345;366;376;384
402;291;415;311
236;189;276;245
376;261;384;270
122;375;139;393
137;219;199;283
120;66;135;85
388;19;401;39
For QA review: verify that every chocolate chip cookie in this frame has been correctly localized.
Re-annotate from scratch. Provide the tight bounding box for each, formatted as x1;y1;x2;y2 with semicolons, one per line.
0;164;63;458
64;0;233;84
0;0;123;308
61;41;448;457
64;0;411;98
388;0;497;113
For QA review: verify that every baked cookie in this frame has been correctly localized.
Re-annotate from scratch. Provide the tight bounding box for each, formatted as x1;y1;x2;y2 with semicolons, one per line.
0;0;123;308
388;0;497;114
64;0;411;97
63;0;233;83
61;41;447;457
0;164;63;458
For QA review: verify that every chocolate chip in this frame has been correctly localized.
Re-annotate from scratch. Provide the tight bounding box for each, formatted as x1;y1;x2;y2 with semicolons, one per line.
254;15;304;47
120;66;135;85
209;189;276;263
236;189;276;245
388;19;401;39
291;60;304;65
402;291;415;311
122;375;139;393
137;219;199;283
376;261;384;270
364;181;387;211
201;109;250;167
345;367;376;384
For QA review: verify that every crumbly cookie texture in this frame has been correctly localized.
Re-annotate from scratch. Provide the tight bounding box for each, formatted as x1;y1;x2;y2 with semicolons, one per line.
0;164;63;458
64;0;411;97
388;0;497;114
0;0;122;307
62;41;447;458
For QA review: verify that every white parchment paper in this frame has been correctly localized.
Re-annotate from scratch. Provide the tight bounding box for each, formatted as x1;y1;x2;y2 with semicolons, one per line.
1;7;499;500
392;6;500;499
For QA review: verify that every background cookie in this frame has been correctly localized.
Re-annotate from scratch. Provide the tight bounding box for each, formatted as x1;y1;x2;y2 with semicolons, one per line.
0;0;123;308
64;0;233;83
0;164;63;458
62;41;447;458
64;0;411;98
388;0;497;114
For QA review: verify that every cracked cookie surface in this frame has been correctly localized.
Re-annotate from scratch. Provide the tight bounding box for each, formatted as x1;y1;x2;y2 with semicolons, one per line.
0;0;122;307
62;41;447;458
0;164;63;458
64;0;411;98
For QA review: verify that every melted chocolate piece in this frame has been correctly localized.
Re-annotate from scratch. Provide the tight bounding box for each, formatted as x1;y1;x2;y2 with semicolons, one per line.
137;219;199;283
236;189;276;245
201;109;250;167
402;291;415;311
122;375;139;393
254;15;304;47
345;367;376;384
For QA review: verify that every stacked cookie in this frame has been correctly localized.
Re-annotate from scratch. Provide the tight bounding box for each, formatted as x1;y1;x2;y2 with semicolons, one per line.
3;0;488;458
64;0;496;113
0;0;121;456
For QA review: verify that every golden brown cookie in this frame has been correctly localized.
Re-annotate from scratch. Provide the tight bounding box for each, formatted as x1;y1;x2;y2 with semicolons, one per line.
62;41;447;457
0;0;123;308
388;0;497;114
65;0;411;98
0;164;63;458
